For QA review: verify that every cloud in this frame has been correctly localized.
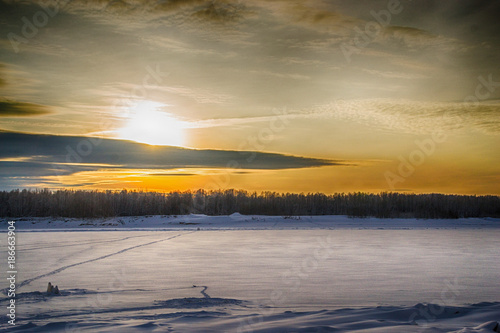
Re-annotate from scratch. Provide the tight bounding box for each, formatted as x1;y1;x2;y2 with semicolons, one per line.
0;131;343;183
189;98;497;136
0;100;52;117
0;62;50;102
149;173;195;176
360;68;430;80
192;1;244;22
98;80;234;105
0;63;6;87
379;26;468;54
308;99;500;135
140;36;221;56
35;0;247;24
154;85;234;104
0;129;348;188
188;116;268;129
248;70;310;81
249;0;358;33
279;57;327;67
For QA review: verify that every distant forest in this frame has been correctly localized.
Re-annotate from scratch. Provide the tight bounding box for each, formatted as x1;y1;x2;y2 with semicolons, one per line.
1;189;500;219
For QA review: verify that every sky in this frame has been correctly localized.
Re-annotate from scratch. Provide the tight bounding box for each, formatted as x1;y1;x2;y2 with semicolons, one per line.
0;0;499;194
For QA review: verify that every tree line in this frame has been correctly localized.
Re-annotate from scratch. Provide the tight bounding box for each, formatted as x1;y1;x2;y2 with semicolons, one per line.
1;189;499;219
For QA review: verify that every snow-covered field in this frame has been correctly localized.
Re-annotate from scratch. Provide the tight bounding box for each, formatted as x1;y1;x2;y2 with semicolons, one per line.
1;215;499;332
4;213;500;231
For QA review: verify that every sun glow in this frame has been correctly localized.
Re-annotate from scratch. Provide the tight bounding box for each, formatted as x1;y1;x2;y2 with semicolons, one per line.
118;101;186;146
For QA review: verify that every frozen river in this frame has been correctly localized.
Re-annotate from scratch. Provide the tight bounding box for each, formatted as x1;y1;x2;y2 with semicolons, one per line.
1;217;500;332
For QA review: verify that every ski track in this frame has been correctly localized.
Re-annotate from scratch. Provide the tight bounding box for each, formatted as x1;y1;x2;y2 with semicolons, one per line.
194;285;210;299
18;231;195;289
200;286;210;299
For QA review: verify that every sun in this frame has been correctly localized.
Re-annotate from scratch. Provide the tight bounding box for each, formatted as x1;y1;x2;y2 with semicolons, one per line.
118;101;186;146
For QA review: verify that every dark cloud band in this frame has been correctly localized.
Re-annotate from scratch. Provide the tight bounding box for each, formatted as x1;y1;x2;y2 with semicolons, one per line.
0;100;52;117
0;131;342;181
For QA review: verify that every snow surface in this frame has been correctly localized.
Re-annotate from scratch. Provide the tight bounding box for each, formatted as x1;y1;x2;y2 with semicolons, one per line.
4;214;500;231
1;215;499;332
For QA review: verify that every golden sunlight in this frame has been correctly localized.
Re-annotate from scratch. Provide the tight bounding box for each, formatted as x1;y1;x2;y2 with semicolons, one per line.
118;101;186;146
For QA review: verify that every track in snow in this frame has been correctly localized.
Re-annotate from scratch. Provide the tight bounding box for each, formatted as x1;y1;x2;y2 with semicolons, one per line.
17;231;195;288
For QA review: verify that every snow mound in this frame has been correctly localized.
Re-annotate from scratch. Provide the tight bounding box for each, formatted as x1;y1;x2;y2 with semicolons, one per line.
229;212;243;217
229;212;248;221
